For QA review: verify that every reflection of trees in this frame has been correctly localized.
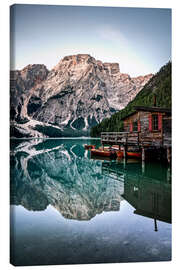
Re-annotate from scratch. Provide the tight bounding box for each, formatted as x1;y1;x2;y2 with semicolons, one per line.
10;139;123;220
102;161;171;227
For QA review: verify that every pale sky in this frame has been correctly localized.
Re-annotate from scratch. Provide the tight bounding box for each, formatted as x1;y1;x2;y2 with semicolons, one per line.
10;4;171;77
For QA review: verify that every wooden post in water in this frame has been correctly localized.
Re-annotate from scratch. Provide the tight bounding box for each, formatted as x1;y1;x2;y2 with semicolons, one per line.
167;147;171;163
123;145;127;160
123;156;127;170
142;161;145;174
167;167;171;183
142;147;145;161
154;219;158;232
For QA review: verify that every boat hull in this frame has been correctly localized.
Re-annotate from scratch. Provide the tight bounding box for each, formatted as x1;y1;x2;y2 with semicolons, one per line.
116;151;124;158
127;152;141;158
116;151;141;158
84;145;95;150
91;149;116;158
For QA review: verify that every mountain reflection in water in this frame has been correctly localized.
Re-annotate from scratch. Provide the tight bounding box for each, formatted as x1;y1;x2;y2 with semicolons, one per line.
10;139;171;266
10;139;171;223
10;139;123;220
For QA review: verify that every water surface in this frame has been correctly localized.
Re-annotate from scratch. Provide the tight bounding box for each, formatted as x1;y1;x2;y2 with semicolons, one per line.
10;138;171;266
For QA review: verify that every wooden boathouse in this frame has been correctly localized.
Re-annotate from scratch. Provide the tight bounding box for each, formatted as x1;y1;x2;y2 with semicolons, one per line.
101;106;171;162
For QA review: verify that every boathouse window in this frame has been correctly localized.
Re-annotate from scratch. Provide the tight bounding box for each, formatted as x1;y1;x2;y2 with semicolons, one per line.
133;121;138;132
149;113;162;131
152;114;158;131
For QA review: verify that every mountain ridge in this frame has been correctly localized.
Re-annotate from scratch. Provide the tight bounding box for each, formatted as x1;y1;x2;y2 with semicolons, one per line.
10;54;153;137
90;61;171;137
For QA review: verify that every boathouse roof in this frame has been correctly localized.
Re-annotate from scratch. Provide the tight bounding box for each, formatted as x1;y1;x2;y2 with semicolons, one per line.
121;106;171;120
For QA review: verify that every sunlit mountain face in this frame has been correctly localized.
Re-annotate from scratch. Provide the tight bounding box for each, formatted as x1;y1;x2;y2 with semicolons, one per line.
10;55;152;138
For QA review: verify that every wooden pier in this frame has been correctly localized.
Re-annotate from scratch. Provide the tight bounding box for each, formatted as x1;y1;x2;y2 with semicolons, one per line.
101;106;171;162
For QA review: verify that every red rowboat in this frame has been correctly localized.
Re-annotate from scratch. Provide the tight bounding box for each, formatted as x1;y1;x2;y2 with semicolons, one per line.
116;151;124;158
127;152;141;158
116;151;141;158
84;144;95;150
91;149;116;158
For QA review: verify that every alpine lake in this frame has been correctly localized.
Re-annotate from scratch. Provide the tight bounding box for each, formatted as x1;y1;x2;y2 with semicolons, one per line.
10;138;171;266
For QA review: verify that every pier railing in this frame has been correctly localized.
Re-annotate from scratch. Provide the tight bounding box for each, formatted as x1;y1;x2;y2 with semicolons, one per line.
101;132;139;146
101;131;171;162
101;131;171;148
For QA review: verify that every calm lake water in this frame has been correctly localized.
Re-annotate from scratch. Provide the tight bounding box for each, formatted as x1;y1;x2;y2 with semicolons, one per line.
10;138;171;266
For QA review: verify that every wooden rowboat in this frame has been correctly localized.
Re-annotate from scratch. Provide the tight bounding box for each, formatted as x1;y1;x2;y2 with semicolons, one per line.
116;151;141;158
91;149;116;158
127;152;141;158
116;151;124;158
84;144;95;150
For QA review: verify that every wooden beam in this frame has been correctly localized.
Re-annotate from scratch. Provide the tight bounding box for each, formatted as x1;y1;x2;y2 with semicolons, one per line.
142;147;145;161
123;145;127;160
154;219;158;232
167;147;171;163
142;161;145;174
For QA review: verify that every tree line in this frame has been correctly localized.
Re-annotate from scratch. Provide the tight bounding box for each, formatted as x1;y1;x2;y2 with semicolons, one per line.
90;61;171;137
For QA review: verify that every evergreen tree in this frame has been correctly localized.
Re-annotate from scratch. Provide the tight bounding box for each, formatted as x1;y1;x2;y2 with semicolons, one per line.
90;61;171;137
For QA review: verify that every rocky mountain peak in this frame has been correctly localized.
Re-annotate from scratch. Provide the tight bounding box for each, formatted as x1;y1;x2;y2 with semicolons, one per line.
54;54;94;70
10;54;153;137
103;62;120;74
21;64;49;81
62;53;92;62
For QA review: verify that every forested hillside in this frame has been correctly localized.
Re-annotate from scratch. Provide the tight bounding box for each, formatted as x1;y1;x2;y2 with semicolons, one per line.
90;61;171;137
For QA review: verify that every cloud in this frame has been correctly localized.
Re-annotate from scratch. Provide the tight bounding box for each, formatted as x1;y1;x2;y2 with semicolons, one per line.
94;24;154;77
96;25;128;45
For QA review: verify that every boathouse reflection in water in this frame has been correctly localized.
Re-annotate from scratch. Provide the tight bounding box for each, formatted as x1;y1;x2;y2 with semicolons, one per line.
10;139;172;265
102;160;171;229
10;139;171;227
